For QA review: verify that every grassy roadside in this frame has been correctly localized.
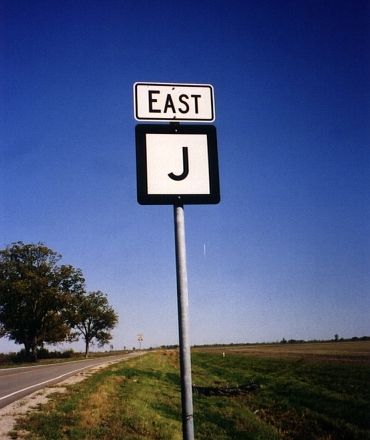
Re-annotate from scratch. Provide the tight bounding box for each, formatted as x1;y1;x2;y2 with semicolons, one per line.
13;351;183;440
12;347;370;439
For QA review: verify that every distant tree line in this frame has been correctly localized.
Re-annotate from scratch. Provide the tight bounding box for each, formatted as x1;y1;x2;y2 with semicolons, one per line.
0;242;118;360
279;336;370;344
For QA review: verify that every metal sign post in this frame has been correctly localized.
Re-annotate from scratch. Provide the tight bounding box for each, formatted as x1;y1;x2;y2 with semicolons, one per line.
174;203;194;440
134;82;220;440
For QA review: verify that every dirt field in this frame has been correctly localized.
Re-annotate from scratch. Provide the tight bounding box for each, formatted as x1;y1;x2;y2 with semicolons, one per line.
195;340;370;363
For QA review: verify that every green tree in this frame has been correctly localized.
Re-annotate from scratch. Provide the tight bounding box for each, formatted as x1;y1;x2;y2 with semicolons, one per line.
0;242;85;360
69;291;118;358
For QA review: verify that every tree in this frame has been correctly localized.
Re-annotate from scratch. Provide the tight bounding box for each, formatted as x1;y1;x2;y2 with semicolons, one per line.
0;242;85;360
68;291;118;358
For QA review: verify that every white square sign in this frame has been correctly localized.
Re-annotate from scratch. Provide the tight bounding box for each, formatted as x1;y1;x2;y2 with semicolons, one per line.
146;134;210;195
136;125;220;205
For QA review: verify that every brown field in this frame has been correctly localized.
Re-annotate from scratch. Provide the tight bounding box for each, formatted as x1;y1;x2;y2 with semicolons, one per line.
195;340;370;363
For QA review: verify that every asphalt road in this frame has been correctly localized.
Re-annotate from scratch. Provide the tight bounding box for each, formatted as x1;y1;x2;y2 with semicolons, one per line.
0;353;140;409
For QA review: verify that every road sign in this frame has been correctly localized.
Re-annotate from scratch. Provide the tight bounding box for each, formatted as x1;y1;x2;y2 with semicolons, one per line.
134;82;215;122
133;86;220;440
136;124;220;205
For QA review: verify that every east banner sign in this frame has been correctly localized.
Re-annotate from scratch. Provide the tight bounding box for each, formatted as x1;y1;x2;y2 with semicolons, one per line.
134;82;215;122
136;124;220;205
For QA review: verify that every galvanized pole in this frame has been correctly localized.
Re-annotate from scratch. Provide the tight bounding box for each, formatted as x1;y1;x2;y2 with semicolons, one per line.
174;203;195;440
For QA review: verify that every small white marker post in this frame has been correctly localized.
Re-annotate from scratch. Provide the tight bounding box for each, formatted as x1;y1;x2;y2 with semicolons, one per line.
174;202;194;440
137;334;143;350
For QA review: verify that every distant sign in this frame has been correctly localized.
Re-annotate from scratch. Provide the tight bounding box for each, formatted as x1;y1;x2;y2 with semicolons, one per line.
136;124;220;204
134;82;215;122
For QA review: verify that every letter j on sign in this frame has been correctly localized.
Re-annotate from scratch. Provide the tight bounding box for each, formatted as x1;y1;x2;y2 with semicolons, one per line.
135;124;220;205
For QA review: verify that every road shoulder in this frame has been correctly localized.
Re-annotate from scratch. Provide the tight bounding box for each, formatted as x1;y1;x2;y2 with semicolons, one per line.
0;353;142;439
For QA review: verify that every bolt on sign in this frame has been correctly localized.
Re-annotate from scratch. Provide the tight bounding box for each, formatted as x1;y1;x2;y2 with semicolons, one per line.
134;82;215;122
136;124;220;205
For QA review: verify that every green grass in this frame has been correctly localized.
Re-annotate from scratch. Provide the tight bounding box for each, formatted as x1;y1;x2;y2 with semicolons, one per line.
13;346;370;439
14;351;183;440
192;352;370;439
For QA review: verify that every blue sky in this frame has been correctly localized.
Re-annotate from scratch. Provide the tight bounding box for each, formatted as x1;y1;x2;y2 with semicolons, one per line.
1;0;369;352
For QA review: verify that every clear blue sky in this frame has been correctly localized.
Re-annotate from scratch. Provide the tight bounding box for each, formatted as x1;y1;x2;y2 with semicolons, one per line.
1;0;369;352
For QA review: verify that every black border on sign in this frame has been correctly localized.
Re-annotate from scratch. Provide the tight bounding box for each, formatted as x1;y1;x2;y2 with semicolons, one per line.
136;124;220;205
134;83;215;122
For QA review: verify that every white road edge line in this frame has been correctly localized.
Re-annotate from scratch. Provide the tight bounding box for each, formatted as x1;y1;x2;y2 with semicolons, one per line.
0;363;100;401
